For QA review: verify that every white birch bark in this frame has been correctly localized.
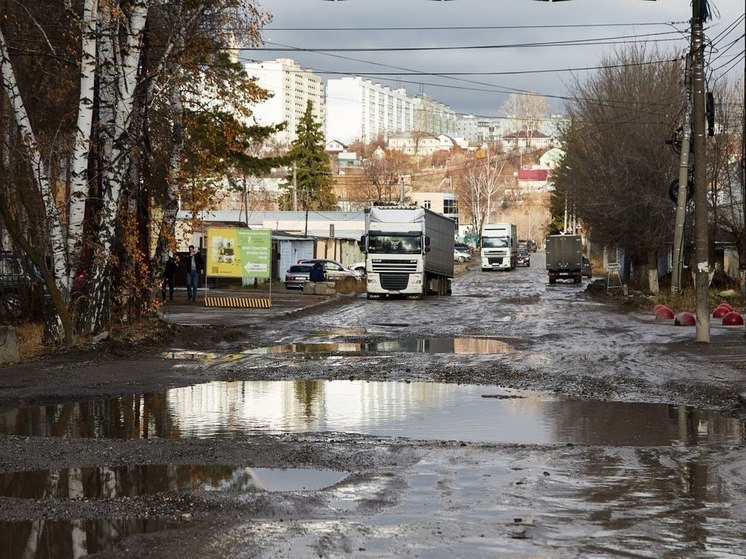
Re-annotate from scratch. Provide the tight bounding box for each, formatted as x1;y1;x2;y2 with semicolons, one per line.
82;0;149;331
67;0;99;287
0;27;67;289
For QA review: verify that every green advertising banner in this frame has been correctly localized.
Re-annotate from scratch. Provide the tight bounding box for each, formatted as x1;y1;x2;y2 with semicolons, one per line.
207;227;270;279
238;228;271;279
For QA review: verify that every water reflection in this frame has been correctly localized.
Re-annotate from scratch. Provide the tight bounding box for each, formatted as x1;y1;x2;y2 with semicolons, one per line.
1;382;742;446
0;518;171;559
0;464;346;499
244;337;513;355
0;465;345;559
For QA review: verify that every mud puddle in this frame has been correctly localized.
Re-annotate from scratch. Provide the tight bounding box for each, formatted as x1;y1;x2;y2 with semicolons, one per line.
0;465;346;498
0;465;345;558
242;338;514;355
2;381;742;446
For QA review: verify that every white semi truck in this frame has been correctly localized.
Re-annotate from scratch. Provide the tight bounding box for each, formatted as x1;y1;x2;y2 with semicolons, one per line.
480;223;517;271
359;204;454;299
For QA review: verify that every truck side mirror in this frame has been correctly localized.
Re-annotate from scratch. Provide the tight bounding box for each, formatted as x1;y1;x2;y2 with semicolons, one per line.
425;236;431;247
358;234;367;252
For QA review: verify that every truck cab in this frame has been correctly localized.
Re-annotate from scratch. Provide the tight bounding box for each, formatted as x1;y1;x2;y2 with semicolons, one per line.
480;223;517;271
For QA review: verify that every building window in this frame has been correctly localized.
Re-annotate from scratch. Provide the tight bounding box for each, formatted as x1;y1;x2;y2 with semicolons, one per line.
443;199;458;215
423;200;431;209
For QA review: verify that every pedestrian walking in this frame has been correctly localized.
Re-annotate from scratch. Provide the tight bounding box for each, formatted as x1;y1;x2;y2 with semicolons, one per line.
161;254;176;301
184;245;204;301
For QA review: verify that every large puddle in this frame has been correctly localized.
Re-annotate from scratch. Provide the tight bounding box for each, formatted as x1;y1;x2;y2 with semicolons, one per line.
1;381;742;446
242;338;515;355
0;465;346;499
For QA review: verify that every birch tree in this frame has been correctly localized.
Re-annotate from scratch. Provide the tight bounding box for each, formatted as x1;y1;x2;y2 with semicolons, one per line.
0;0;272;343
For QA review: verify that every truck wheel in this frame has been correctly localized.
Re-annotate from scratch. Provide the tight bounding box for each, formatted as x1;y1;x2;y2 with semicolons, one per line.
548;277;556;284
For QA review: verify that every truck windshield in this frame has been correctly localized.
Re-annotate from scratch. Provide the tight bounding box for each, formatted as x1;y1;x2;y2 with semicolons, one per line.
368;233;422;254
481;237;509;249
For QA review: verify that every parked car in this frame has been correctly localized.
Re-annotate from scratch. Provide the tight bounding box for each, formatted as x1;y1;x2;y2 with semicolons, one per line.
350;262;366;275
518;239;538;252
581;256;593;278
298;259;364;282
454;242;473;255
0;252;43;319
516;248;531;267
284;263;313;290
454;248;472;263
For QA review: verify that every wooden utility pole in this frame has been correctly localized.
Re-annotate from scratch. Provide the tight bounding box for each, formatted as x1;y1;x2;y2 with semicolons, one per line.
692;1;710;342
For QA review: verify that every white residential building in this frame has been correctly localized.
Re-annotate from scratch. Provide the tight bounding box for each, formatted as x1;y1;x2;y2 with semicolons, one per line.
412;94;457;137
326;77;416;144
244;58;325;146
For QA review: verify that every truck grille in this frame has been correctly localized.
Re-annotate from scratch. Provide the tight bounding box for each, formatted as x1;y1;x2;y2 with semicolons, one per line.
380;273;410;290
370;259;418;273
488;257;504;265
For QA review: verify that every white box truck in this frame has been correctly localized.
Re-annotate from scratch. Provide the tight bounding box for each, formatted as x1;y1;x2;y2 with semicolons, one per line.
545;234;583;283
480;223;517;271
359;204;454;299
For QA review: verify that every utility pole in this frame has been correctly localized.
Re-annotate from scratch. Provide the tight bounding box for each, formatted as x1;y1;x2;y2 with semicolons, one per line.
671;54;692;295
692;1;710;342
292;162;297;212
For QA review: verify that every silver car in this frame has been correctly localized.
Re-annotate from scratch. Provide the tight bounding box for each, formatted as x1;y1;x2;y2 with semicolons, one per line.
284;264;313;289
299;259;363;282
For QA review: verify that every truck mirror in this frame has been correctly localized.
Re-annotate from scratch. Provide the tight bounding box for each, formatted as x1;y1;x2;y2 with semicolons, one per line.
425;236;431;247
425;246;431;253
358;235;367;251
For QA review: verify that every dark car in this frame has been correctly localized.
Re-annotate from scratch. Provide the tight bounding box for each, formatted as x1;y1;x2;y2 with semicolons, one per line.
581;256;592;278
284;264;313;290
518;239;538;252
0;252;43;319
516;248;531;267
454;242;473;255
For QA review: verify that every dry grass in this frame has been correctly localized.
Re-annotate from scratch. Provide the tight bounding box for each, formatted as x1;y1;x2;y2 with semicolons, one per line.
12;322;47;362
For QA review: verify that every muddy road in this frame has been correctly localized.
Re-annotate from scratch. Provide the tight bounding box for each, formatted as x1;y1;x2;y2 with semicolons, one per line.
0;253;745;558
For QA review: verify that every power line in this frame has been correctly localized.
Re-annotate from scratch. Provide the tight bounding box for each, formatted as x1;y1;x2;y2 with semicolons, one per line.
253;30;687;53
265;21;688;32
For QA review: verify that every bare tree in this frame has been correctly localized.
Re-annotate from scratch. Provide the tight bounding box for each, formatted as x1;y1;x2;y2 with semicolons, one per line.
553;45;681;286
362;148;410;203
501;93;549;150
457;146;509;239
707;77;745;288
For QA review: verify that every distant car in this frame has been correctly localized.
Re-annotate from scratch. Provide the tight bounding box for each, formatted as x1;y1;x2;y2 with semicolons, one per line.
284;264;313;290
454;242;473;255
298;259;363;282
516;248;531;267
581;256;592;278
454;249;472;263
518;239;538;252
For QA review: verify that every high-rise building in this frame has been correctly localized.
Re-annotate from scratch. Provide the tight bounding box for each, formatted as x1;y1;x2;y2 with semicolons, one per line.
412;94;457;137
244;59;325;146
326;77;417;144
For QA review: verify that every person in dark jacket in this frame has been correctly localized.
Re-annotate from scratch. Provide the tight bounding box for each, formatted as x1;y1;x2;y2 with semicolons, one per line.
184;245;204;301
161;255;176;301
309;262;325;283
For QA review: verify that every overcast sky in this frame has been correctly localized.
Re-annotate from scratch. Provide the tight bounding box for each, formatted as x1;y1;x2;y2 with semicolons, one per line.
250;0;744;117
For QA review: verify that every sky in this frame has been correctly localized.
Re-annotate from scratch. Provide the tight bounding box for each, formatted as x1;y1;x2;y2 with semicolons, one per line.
250;0;745;117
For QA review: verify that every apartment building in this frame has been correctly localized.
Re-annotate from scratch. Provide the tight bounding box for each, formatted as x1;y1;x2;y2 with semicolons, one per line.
412;94;458;137
326;77;417;144
245;58;325;146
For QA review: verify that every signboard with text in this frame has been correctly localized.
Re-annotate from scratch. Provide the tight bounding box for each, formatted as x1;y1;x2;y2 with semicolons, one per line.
206;227;271;279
